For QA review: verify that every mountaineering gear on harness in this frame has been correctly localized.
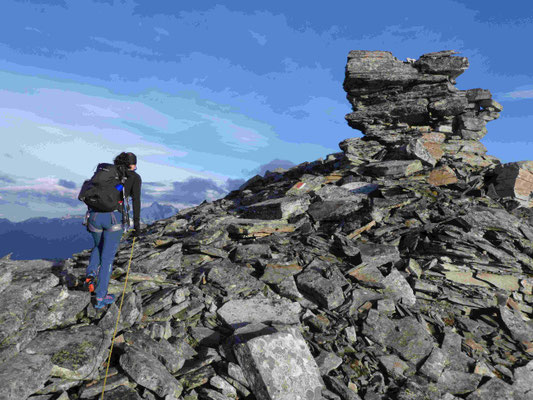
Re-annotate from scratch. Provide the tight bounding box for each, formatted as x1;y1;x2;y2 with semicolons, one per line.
94;294;116;309
116;166;141;233
100;237;136;400
78;163;127;212
121;185;131;233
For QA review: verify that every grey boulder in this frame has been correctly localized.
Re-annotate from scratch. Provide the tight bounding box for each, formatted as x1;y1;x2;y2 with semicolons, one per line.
234;329;324;400
119;346;183;398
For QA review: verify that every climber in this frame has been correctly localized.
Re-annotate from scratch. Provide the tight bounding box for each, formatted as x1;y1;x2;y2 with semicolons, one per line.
84;152;142;309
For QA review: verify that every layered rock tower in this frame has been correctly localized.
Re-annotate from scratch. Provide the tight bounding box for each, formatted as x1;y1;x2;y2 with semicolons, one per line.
341;50;503;186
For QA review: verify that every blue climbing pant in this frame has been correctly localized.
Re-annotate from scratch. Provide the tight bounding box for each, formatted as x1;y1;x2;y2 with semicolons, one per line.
86;210;123;299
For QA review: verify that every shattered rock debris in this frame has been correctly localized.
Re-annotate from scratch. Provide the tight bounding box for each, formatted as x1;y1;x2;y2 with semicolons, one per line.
1;50;532;400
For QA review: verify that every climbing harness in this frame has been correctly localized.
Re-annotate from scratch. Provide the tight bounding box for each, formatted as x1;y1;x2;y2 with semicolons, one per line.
86;211;123;233
100;236;136;400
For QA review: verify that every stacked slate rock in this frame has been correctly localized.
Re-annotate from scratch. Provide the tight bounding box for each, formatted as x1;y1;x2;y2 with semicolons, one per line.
1;50;533;400
343;49;503;184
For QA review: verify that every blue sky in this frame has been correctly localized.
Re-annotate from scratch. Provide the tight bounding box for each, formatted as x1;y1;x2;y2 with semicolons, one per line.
1;0;532;221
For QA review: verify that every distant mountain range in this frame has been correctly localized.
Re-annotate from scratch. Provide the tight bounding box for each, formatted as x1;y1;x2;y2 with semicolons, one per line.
137;202;179;225
0;202;179;261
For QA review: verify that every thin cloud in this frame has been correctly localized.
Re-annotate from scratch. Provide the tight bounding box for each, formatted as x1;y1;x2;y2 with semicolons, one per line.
154;27;169;36
200;113;269;152
58;179;77;189
24;26;42;34
91;36;158;56
144;181;167;187
0;177;76;196
79;103;121;118
504;89;533;99
40;192;80;207
0;174;15;184
249;30;267;46
140;177;233;206
2;189;80;208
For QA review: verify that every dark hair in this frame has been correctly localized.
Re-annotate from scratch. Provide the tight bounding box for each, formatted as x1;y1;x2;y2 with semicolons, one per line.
114;152;137;167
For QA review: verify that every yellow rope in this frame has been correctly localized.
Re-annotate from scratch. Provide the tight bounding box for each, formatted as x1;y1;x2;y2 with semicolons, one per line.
100;236;136;400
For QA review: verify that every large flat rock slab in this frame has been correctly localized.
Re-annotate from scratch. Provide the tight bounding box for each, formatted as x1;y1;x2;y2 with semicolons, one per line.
207;259;265;298
357;243;401;269
242;196;310;220
286;175;328;196
362;160;423;177
120;346;183;398
307;199;364;222
29;287;91;331
312;185;366;201
437;370;482;395
363;310;435;365
462;207;522;237
123;330;185;373
0;352;53;400
512;360;533;396
428;165;458;186
345;50;423;90
381;269;416;306
232;243;272;263
0;259;59;347
499;305;533;342
296;267;345;310
226;218;298;238
134;242;183;273
491;161;533;205
24;325;110;380
217;297;301;328
234;329;324;400
466;378;518;400
102;385;143;400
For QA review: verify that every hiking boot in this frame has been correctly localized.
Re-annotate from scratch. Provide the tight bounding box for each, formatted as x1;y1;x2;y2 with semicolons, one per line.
94;294;115;309
84;275;96;293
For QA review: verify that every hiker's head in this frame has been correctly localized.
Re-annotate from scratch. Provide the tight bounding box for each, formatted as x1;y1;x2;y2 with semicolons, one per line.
114;152;137;171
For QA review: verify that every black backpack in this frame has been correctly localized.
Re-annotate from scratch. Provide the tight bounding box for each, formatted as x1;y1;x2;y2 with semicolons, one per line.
78;163;126;212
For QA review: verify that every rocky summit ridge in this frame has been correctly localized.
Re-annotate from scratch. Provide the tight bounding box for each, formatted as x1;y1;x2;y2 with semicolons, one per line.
1;50;533;400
